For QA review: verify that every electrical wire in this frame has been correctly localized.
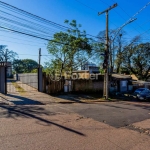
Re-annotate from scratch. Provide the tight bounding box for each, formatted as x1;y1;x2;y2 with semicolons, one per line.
0;0;101;40
75;0;100;12
0;10;66;34
99;0;142;34
75;0;119;28
110;0;150;35
0;38;47;47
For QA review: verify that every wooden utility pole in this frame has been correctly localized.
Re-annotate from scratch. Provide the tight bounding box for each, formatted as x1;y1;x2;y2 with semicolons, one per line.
39;48;41;68
38;48;42;92
98;3;117;99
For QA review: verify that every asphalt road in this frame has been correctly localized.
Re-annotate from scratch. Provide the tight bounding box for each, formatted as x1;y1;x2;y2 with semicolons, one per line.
54;101;150;128
0;100;150;128
0;101;150;150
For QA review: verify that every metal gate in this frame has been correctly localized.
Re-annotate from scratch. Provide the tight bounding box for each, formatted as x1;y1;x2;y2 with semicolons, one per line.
0;62;7;94
6;65;43;94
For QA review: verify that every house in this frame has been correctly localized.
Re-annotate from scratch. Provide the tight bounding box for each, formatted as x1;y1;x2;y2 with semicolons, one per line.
72;70;90;79
81;62;100;74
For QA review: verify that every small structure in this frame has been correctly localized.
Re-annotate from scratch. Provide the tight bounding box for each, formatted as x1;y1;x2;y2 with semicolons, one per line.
6;62;12;77
110;74;132;93
132;80;150;90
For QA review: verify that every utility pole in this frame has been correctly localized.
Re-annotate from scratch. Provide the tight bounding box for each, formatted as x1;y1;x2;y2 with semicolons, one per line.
5;49;8;95
38;48;42;92
38;48;41;68
98;3;118;99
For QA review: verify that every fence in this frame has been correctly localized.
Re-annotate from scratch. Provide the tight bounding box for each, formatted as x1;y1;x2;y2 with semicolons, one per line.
14;73;38;89
43;73;105;94
43;73;65;94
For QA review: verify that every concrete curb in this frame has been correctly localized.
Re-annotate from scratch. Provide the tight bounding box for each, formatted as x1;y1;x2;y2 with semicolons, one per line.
53;99;118;104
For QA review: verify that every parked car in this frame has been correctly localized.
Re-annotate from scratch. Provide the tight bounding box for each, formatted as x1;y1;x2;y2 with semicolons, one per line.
136;90;150;100
134;88;149;96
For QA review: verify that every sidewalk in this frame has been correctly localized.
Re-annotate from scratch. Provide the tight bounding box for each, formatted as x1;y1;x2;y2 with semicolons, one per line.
0;81;112;105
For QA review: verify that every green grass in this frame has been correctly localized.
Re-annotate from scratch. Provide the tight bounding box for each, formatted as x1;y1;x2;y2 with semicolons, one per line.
12;81;26;94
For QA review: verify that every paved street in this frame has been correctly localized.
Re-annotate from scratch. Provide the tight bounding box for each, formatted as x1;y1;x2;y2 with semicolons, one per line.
0;67;147;148
59;102;150;128
0;0;150;149
0;99;150;150
0;81;150;149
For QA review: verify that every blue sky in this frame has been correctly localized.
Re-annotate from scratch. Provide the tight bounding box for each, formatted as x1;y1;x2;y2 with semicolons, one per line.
0;0;150;65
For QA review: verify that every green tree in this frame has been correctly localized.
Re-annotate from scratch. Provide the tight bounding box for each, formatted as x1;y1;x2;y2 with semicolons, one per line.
97;29;126;72
122;37;150;81
13;59;39;73
46;20;93;73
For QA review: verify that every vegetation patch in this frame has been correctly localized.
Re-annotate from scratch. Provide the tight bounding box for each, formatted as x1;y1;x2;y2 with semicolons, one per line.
12;81;26;94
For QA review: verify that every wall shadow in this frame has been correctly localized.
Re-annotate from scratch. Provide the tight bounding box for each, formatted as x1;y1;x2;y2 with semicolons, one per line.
0;105;85;136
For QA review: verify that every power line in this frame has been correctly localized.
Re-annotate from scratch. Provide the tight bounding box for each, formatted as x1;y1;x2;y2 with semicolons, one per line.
0;21;55;39
0;25;64;43
110;0;150;35
74;0;118;28
139;28;150;36
0;10;65;34
0;33;47;45
0;26;100;51
99;0;142;34
0;28;48;42
15;54;53;56
0;38;47;47
0;27;100;46
0;16;53;35
0;0;101;40
138;19;150;27
75;0;98;12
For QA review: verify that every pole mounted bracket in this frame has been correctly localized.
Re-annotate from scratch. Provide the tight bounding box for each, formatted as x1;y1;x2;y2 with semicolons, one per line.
98;3;118;16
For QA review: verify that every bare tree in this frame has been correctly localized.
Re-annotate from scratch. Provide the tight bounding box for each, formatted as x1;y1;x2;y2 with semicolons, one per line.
0;45;18;62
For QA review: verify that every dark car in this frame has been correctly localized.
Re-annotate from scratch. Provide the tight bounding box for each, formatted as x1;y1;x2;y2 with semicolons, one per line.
134;88;149;96
137;90;150;100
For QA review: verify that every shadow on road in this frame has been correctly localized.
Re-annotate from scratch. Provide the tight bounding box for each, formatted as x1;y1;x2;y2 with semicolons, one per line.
7;94;44;105
52;93;101;103
120;101;150;111
103;104;136;110
0;105;85;136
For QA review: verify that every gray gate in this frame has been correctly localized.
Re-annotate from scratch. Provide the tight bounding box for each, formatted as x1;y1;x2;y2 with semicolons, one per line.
6;67;43;94
0;62;6;94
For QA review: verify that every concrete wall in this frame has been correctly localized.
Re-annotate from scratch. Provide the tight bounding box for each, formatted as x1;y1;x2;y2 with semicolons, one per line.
72;79;105;93
15;73;38;89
